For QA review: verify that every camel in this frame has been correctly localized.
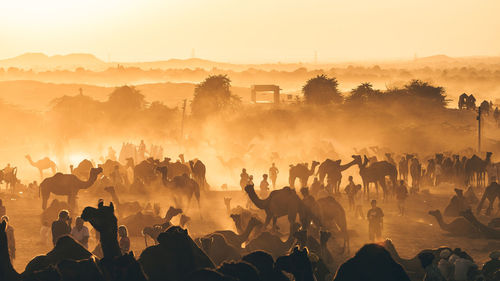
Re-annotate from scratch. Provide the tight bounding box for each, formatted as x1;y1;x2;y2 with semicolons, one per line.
428;210;479;237
352;155;397;199
70;159;94;180
39;167;102;210
477;182;500;215
289;161;320;188
142;206;183;245
156;166;201;211
189;159;208;191
40;199;70;227
276;247;315;281
444;188;469;217
103;186;142;217
382;239;451;280
245;184;304;232
317;196;349;253
197;233;241;266
461;209;500;239
211;217;262;249
121;206;173;236
317;159;357;193
130;158;158;185
458;93;468;109
245;222;300;258
98;159;132;185
480;100;491;115
334;243;410;281
465;152;492;187
139;226;214;281
25;155;57;179
166;158;191;180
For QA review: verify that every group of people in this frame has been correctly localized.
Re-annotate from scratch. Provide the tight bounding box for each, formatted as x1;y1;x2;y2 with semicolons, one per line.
239;163;279;197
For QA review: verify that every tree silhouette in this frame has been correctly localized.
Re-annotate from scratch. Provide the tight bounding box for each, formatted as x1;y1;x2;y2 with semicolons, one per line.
191;75;240;117
107;86;145;113
302;74;342;105
404;79;447;107
346;82;381;104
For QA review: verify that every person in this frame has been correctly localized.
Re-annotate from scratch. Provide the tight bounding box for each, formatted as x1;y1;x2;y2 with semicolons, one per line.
110;165;124;188
1;215;15;260
71;217;90;249
51;210;71;246
3;163;13;175
344;176;358;211
240;168;249;190
450;250;477;281
437;249;454;281
269;163;279;189
367;199;384;241
0;199;6;218
118;225;130;254
395;180;408;215
418;252;445;281
482;251;500;280
259;174;270;197
310;177;321;197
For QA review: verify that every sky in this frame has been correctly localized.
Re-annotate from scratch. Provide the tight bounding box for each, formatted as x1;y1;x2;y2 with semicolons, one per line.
0;0;499;63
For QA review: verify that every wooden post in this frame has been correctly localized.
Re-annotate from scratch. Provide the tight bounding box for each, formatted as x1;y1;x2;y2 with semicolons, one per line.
180;99;187;141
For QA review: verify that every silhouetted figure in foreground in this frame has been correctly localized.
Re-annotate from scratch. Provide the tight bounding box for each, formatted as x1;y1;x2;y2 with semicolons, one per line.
52;210;71;246
119;225;130;254
482;251;500;280
0;199;5;218
367;199;384;241
1;215;15;260
269;163;279;189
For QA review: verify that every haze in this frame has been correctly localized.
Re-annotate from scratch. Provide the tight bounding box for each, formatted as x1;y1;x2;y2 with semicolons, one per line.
1;0;500;63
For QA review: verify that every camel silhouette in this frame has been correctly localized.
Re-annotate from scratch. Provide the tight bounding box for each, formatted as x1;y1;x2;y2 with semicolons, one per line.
465;152;492;187
276;247;315;281
99;159;132;186
25;155;57;179
40;167;102;210
317;158;357;193
477;182;500;215
189;159;208;191
245;222;300;258
428;210;479;237
289;161;320;188
317;196;349;253
129;158;158;185
156;166;201;212
70;159;94;180
352;155;397;199
196;233;241;266
461;209;500;239
0;220;19;280
142;206;183;245
139;226;214;281
103;186;142;217
244;184;304;232
334;243;410;281
211;217;262;249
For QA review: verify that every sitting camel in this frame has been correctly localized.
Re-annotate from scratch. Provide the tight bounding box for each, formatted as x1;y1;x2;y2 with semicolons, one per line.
428;210;480;237
196;233;241;266
103;186;142;217
245;222;300;259
39;167;102;210
142;206;183;245
333;243;410;281
121;206;174;236
244;184;305;232
210;217;262;249
461;209;500;239
25;155;57;179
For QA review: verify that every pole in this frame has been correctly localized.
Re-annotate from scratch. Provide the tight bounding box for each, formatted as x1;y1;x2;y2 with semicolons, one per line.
180;99;187;141
477;107;481;153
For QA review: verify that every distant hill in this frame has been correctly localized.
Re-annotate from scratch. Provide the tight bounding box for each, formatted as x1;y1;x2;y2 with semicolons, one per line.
0;53;107;71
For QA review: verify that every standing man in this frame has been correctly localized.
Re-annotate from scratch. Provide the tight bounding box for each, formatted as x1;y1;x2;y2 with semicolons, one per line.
344;176;358;211
395;180;408;216
1;216;15;260
52;210;71;246
259;174;270;197
367;200;384;242
240;168;249;190
71;217;90;249
269;163;279;189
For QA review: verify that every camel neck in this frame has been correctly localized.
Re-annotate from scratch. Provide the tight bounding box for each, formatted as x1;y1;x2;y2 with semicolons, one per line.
99;229;122;259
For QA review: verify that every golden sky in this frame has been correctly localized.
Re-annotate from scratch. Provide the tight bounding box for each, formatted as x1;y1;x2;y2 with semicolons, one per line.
0;0;499;63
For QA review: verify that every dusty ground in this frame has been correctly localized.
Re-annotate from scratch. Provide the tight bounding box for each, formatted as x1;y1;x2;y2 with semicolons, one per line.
1;183;498;273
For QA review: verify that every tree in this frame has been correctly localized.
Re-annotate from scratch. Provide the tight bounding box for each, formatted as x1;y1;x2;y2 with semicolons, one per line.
107;86;145;113
191;75;240;117
346;82;381;104
302;74;342;105
404;79;447;107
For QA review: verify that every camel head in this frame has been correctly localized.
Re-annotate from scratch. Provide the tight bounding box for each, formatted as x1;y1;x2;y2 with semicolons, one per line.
157;225;190;247
165;206;183;219
89;167;103;178
244;184;255;194
428;210;440;217
81;201;117;234
486;152;493;161
25;155;31;160
351;155;362;166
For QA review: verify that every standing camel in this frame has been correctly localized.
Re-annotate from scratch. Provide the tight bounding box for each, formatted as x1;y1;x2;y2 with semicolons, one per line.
317;159;357;193
465;152;492;188
189;159;208;191
476;182;500;215
289;161;320;188
156;166;201;212
39;167;102;210
25;155;57;179
352;155;397;200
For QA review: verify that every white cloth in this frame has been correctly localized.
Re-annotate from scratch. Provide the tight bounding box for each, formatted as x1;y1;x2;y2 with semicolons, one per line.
453;257;474;281
71;226;89;248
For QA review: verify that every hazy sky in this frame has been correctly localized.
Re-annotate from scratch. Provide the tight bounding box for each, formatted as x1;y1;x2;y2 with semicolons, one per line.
0;0;499;63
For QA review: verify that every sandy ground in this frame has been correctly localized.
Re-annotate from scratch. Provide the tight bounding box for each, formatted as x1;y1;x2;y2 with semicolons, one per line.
1;183;498;273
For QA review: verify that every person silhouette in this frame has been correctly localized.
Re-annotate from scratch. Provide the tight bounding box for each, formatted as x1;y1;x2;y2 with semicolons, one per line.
367;200;384;241
269;163;279;189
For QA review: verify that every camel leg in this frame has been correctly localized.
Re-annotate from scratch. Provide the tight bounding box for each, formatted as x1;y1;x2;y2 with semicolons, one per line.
272;216;279;232
42;191;50;210
263;213;272;229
